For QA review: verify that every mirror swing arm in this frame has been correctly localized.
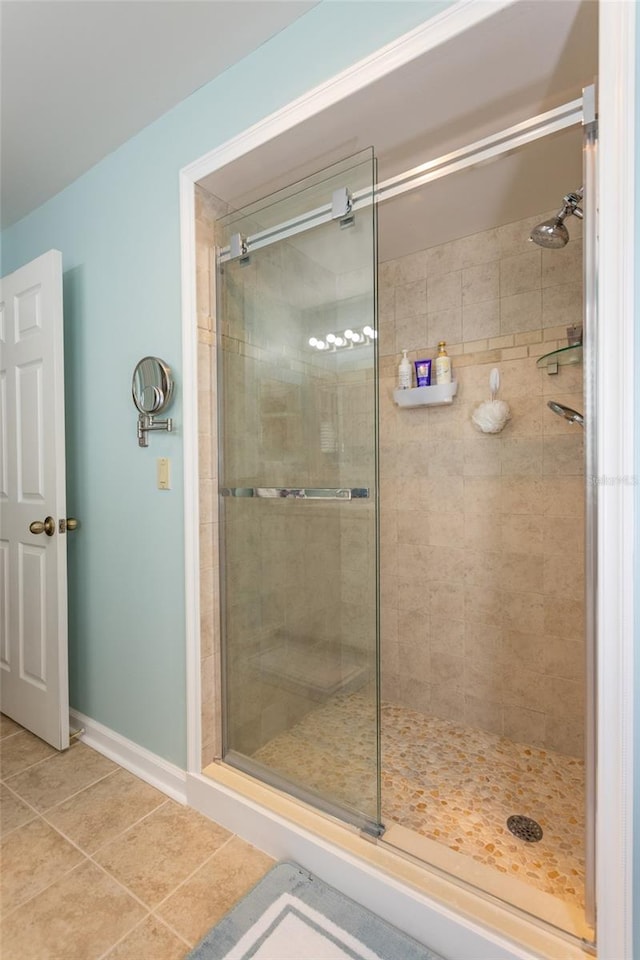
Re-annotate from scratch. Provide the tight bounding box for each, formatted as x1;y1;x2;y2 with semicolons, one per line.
131;356;175;447
136;410;173;447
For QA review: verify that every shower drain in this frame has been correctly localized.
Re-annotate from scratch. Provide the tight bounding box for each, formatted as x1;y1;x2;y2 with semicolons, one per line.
506;815;543;843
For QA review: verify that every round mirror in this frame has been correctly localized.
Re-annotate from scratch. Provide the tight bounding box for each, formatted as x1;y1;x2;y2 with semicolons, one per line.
132;357;174;415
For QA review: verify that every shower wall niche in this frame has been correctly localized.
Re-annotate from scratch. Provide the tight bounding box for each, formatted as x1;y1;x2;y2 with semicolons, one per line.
378;210;584;756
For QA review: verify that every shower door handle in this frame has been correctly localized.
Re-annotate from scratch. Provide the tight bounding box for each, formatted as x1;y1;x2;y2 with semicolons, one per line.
220;487;370;500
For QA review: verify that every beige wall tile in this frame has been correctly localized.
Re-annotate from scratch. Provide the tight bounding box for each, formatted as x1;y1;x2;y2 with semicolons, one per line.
430;617;465;657
543;436;584;476
500;477;546;515
464;584;502;626
463;511;502;550
543;555;584;601
395;279;426;319
463;548;502;588
427;307;462;345
427;272;462;312
541;239;582;287
463;437;502;476
462;298;500;341
429;580;464;620
426;439;464;476
502;591;544;634
397;677;430;713
500;290;542;334
462;262;499;305
394;313;428;353
503;705;547;748
542;281;583;328
544;637;585;681
500;250;541;298
502;514;543;555
544;596;584;640
501;552;544;594
464;696;503;736
501;438;543;475
503;629;546;673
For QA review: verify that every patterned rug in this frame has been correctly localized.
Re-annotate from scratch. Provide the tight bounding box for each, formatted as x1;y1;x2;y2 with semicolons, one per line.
187;861;443;960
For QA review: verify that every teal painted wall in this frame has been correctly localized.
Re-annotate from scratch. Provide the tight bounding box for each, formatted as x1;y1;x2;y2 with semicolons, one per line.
1;1;452;766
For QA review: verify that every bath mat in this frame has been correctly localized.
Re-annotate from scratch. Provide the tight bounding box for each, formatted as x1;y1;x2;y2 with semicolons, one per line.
187;861;443;960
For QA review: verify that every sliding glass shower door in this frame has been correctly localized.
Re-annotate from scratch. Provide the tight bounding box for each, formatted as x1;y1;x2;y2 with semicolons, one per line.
217;151;381;833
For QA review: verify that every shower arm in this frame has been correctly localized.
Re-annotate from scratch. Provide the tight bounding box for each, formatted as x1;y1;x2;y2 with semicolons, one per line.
557;189;584;221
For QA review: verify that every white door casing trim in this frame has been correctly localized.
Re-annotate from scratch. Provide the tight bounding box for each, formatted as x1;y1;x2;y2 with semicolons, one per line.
179;1;637;955
594;2;636;957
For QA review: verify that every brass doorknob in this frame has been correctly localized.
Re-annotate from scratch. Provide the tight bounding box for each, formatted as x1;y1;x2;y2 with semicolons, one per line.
29;516;56;537
66;518;79;532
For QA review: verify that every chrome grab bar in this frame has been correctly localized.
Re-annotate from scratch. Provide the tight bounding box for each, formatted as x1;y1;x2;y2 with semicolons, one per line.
220;487;369;500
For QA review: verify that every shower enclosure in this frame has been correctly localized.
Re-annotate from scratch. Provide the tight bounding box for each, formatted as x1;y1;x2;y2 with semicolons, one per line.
206;87;597;940
216;150;382;835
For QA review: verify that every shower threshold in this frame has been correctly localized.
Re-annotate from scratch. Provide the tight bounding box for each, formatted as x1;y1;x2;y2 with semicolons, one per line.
194;759;593;956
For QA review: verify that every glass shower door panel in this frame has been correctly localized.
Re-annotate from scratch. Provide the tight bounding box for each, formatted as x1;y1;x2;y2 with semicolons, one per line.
218;150;380;832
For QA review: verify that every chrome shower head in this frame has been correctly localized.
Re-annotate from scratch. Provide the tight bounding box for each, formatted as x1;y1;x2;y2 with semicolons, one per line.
529;217;570;249
530;188;584;249
547;400;584;427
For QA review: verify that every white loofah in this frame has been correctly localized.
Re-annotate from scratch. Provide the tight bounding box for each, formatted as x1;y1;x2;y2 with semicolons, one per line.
471;398;511;433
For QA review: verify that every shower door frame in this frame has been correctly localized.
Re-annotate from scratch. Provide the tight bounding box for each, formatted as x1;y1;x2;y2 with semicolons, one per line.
179;3;637;958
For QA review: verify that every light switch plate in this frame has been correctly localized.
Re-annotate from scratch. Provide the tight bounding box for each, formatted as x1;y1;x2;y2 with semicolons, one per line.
157;457;171;490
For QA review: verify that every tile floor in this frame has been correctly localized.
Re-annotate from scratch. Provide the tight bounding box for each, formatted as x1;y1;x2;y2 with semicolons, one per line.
255;694;585;910
0;715;273;960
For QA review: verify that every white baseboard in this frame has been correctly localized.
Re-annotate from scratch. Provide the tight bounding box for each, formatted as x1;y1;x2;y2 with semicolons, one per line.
69;710;187;805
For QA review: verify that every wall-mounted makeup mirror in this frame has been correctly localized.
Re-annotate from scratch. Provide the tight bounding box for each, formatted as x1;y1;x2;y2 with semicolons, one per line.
132;356;175;446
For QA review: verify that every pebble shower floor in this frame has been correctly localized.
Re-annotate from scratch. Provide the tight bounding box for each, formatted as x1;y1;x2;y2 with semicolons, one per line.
255;694;585;910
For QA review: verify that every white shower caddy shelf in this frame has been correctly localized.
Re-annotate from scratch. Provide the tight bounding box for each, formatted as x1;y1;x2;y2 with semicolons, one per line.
393;380;458;407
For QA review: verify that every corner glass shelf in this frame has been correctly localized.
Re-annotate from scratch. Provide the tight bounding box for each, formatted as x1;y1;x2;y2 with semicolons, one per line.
393;380;458;407
536;343;582;373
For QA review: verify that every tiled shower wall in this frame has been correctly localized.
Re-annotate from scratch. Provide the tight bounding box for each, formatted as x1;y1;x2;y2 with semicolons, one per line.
378;211;585;757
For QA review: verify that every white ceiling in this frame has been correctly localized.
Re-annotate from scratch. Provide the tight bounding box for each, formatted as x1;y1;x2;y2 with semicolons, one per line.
0;0;317;228
200;0;598;262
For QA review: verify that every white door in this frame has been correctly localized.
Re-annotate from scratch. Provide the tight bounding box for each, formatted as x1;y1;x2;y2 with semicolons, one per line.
0;250;69;750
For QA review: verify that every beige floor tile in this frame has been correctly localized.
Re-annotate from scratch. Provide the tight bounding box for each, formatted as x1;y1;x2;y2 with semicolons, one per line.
0;783;36;837
94;800;232;908
1;817;84;914
156;836;274;945
5;741;117;812
0;859;147;960
45;767;167;853
0;715;23;739
0;730;56;779
103;915;190;960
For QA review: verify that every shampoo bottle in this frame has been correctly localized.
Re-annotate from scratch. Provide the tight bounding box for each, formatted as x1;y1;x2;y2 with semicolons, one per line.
398;349;412;389
435;341;452;385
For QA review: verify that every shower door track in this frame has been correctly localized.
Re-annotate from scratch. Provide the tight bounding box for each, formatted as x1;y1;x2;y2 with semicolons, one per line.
219;98;583;264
